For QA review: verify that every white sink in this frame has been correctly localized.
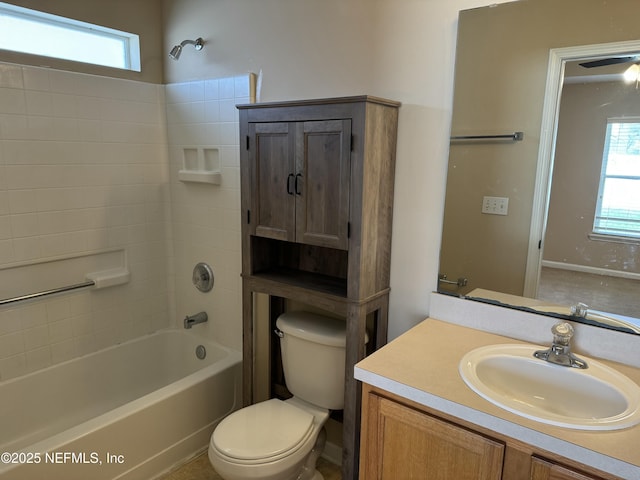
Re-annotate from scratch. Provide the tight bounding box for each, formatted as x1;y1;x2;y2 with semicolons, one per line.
459;344;640;430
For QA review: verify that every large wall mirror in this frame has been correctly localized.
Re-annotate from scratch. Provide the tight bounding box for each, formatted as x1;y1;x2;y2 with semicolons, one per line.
439;0;640;334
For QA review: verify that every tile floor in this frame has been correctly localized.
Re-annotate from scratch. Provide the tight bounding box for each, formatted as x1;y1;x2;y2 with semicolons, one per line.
159;451;342;480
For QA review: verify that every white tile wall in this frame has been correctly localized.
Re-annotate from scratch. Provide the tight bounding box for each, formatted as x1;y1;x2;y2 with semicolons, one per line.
0;66;249;381
0;63;172;381
165;75;248;351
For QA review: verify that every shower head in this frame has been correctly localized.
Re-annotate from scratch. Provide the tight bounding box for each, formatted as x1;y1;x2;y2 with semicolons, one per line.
169;37;204;60
169;44;182;60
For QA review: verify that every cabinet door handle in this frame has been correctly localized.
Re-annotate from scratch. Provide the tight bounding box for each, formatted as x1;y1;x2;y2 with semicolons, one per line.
295;173;302;195
287;173;295;195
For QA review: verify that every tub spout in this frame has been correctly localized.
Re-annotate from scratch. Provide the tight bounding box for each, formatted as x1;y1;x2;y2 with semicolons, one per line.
184;311;208;329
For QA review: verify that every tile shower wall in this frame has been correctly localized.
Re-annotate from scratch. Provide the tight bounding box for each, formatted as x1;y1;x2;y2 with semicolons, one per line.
165;76;248;351
0;63;171;381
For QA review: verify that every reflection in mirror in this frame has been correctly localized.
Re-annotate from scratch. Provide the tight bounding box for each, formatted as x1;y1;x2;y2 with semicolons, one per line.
439;0;640;334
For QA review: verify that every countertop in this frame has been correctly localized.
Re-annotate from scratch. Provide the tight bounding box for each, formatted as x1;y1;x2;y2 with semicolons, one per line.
354;318;640;479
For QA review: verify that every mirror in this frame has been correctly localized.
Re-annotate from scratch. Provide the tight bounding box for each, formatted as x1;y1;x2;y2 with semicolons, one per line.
439;0;640;334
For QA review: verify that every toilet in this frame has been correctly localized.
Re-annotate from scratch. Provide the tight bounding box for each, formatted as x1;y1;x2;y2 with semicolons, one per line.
208;311;354;480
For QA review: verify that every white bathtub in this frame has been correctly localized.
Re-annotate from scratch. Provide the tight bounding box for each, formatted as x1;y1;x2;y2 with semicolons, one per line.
0;329;242;480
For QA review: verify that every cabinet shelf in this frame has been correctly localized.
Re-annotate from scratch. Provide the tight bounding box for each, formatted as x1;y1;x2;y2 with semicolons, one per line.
250;267;348;298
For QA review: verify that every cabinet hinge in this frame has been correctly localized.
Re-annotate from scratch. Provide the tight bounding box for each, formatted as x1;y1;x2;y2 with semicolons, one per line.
247;210;251;224
347;221;351;238
538;240;542;249
246;136;250;150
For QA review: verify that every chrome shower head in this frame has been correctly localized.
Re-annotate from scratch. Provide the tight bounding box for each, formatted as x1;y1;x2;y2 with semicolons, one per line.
169;37;204;60
168;44;182;60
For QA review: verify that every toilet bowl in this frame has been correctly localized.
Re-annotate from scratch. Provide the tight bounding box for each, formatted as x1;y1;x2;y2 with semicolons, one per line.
208;311;350;480
208;397;328;480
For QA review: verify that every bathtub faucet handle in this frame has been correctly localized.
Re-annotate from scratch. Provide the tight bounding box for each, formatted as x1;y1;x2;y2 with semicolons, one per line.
184;311;208;329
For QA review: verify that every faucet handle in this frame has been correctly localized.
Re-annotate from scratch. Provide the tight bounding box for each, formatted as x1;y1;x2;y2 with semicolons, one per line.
551;322;574;346
570;302;589;317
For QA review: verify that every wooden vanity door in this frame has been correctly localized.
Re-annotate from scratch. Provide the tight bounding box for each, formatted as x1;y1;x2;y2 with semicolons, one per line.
361;390;504;480
530;457;608;480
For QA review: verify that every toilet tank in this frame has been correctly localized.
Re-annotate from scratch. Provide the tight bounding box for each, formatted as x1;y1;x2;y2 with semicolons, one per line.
277;311;356;410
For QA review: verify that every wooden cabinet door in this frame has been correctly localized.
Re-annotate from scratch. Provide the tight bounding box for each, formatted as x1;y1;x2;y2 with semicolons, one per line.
361;392;504;480
249;122;296;242
530;457;608;480
295;119;351;249
249;119;351;249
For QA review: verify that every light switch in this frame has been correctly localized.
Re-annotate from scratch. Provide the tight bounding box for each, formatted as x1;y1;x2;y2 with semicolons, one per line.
482;196;509;215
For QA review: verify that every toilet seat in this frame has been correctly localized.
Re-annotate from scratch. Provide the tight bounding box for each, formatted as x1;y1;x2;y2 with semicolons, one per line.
212;399;315;465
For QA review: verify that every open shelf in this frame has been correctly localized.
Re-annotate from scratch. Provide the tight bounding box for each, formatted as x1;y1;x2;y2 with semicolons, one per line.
250;236;348;297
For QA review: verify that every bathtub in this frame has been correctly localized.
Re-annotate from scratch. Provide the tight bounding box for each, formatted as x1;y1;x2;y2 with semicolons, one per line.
0;329;242;480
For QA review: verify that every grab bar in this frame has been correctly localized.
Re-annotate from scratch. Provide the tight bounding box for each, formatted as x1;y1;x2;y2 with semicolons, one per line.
0;280;95;306
450;131;524;142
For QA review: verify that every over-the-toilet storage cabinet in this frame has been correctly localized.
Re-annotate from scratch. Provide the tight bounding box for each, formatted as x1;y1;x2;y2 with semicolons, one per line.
238;96;400;480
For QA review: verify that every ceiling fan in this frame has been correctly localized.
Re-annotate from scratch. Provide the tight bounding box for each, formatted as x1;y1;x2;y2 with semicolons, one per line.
579;56;640;68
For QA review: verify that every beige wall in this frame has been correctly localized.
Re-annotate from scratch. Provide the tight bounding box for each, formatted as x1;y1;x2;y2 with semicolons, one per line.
440;0;640;297
162;0;503;339
0;0;164;83
0;0;503;361
545;80;640;274
162;0;376;98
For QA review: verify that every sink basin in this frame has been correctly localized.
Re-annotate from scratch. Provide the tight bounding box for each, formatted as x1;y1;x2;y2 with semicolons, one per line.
459;344;640;430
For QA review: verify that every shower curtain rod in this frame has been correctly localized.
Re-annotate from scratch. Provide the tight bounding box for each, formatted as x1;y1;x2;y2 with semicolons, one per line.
0;280;95;306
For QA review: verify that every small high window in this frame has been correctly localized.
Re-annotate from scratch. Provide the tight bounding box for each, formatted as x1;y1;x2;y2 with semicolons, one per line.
0;2;140;71
593;119;640;240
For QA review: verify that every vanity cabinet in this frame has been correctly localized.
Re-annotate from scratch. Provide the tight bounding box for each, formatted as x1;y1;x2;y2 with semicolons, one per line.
239;96;400;480
360;387;504;479
530;458;609;480
248;119;351;250
359;384;621;480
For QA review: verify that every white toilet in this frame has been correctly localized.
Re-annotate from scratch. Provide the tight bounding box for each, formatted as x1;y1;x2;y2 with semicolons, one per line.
208;311;351;480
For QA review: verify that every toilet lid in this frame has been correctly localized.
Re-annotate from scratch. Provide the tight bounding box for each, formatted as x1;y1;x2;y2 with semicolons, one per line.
213;399;314;461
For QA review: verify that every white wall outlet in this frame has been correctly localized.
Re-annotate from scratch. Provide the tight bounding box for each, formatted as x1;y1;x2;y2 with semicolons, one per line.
482;196;509;215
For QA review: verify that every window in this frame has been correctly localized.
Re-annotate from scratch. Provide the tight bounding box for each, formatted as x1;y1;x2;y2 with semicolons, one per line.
593;119;640;240
0;2;140;71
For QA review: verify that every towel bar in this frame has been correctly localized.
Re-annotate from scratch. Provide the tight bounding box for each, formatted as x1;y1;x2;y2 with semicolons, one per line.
450;131;524;141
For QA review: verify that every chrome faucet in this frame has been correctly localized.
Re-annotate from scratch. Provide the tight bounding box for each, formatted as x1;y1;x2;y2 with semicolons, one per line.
184;311;208;329
533;322;588;369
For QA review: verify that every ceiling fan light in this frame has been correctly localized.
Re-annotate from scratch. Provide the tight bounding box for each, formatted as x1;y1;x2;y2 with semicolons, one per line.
623;63;640;83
